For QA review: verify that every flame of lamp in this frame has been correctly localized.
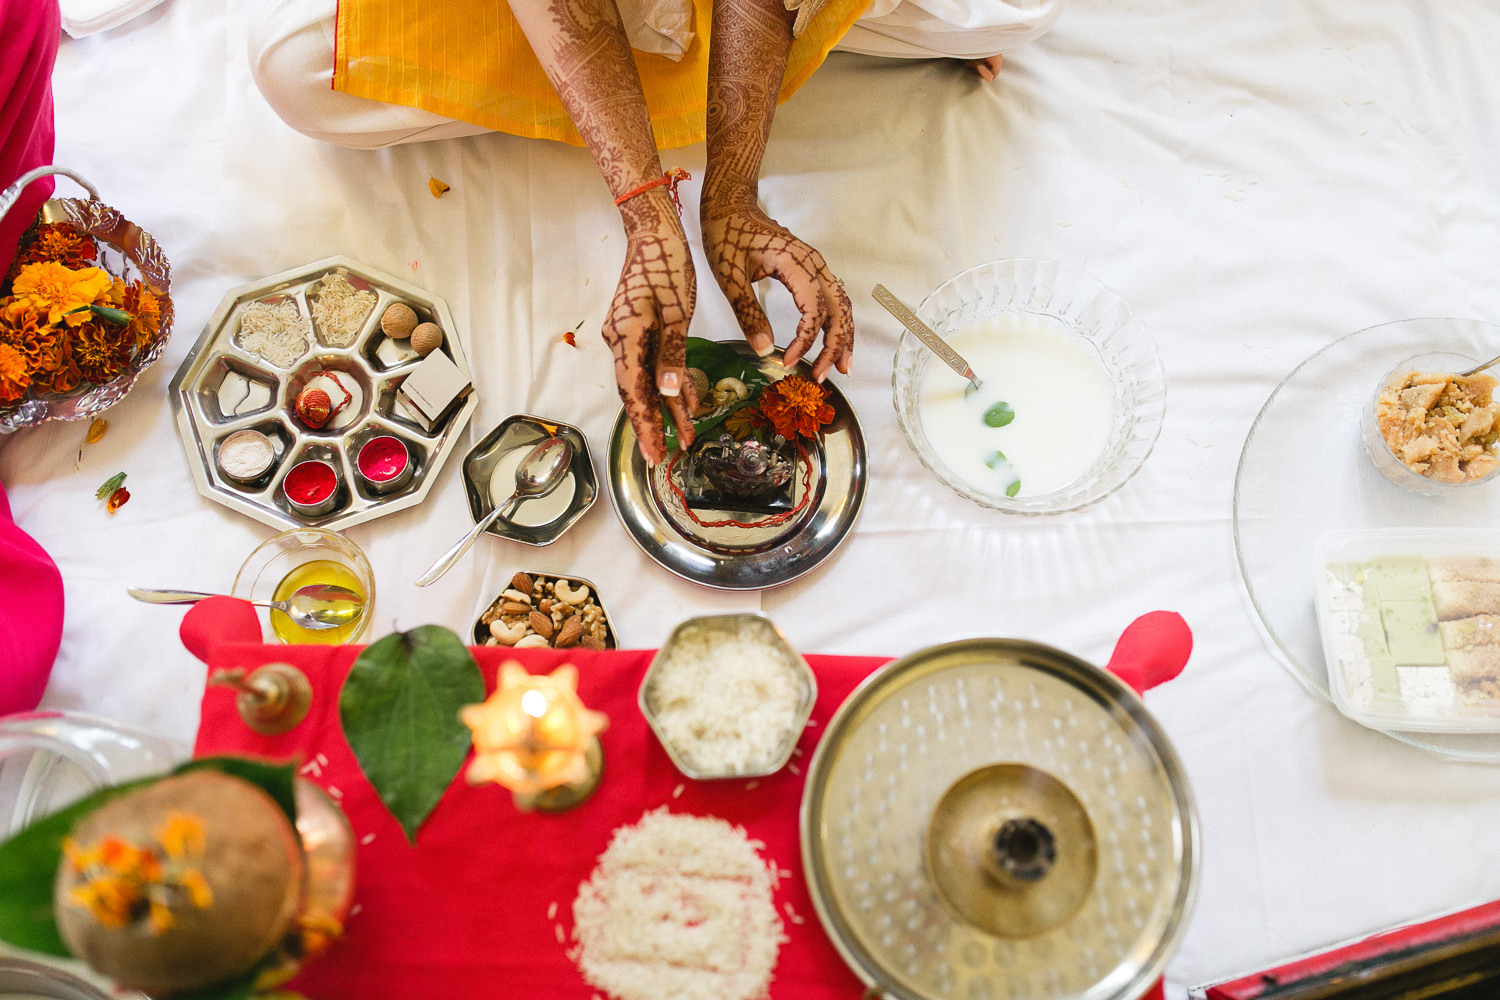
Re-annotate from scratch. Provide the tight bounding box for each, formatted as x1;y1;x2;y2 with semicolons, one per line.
461;662;607;801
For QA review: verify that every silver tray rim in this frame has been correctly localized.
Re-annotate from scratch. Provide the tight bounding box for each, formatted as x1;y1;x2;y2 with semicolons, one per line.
168;255;477;532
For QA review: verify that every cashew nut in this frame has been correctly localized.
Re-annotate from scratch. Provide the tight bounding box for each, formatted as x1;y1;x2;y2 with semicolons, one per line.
488;620;528;645
554;579;590;605
514;633;551;649
710;377;750;407
502;588;532;604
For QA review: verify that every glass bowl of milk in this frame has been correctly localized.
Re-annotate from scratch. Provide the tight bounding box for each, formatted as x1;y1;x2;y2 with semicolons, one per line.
892;259;1165;514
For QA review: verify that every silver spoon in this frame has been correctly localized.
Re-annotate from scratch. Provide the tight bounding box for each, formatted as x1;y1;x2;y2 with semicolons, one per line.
873;283;983;391
1461;352;1500;377
415;436;573;587
127;583;365;630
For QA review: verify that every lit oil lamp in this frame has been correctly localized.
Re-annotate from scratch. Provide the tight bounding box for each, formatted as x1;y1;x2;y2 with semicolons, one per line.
460;662;607;812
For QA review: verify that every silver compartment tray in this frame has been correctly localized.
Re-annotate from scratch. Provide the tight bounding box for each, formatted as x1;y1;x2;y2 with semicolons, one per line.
168;256;477;531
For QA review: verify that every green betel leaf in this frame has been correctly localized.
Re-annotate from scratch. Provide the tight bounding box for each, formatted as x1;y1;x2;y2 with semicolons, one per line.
340;625;485;844
0;780;147;955
662;338;775;454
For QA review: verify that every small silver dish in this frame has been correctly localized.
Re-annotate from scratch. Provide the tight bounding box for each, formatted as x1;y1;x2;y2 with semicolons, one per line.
356;434;414;493
216;427;278;483
461;415;597;546
472;571;617;650
281;457;342;517
639;613;816;780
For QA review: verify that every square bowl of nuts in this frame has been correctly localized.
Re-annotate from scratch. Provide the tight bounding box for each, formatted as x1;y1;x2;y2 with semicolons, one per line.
473;571;616;650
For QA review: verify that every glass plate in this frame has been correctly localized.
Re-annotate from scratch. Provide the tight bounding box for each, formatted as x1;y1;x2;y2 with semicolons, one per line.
608;344;867;590
1233;317;1500;759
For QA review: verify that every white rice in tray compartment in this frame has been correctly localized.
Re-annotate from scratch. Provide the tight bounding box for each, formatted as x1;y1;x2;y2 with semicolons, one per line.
646;623;806;775
570;808;786;1000
235;298;312;368
310;271;377;347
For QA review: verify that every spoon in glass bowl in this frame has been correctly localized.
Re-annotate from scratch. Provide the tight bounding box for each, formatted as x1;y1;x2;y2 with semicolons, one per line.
127;584;364;630
1460;352;1500;377
415;435;574;587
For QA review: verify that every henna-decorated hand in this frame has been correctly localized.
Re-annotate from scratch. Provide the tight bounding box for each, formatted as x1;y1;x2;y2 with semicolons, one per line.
701;205;853;382
606;193;700;466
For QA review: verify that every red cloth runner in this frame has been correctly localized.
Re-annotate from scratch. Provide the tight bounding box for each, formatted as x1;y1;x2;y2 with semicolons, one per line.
190;603;882;999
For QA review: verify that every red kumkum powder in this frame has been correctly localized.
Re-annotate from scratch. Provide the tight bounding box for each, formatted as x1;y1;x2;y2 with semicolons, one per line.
284;461;337;505
358;436;408;482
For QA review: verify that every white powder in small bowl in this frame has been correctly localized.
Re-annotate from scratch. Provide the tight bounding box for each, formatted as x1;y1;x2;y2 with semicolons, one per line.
217;429;275;481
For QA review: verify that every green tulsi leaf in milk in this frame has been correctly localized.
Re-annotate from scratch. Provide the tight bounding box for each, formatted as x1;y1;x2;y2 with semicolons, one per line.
1006;479;1022;497
983;401;1016;428
984;450;1008;469
340;625;485;844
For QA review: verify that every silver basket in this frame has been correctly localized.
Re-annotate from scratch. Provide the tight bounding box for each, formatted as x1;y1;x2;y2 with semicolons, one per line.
0;166;173;433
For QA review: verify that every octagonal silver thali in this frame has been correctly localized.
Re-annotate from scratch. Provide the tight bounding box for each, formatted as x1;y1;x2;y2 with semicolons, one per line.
168;256;476;531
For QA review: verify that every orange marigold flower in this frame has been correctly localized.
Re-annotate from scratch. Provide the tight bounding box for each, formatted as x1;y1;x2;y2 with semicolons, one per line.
11;262;114;327
70;875;141;928
122;282;161;351
147;899;176;935
72;318;134;385
158;811;207;861
0;343;30;404
16;223;97;270
756;375;835;441
178;868;214;909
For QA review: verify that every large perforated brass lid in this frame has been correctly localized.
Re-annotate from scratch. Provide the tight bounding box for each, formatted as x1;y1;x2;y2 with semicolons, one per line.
800;638;1197;1000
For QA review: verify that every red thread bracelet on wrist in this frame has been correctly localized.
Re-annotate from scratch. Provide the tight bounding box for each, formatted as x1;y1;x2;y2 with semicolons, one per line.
614;167;691;214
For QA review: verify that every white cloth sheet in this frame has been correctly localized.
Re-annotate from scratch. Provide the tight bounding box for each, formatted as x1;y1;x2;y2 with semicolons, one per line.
11;0;1500;995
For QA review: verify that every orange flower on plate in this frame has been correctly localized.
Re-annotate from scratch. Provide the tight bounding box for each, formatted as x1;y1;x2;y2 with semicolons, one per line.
757;375;835;441
11;261;113;327
0;344;30;404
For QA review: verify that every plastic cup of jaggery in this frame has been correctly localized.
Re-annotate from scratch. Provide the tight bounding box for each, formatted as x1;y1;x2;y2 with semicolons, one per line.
1363;352;1500;496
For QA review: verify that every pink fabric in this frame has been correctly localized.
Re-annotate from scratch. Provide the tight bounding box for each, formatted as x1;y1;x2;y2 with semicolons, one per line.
0;482;65;714
0;0;61;275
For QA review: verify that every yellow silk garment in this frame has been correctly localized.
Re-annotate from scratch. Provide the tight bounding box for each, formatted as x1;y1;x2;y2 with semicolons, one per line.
333;1;870;149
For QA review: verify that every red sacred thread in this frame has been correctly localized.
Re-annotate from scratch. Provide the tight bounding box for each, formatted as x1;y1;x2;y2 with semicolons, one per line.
613;168;691;214
664;442;814;529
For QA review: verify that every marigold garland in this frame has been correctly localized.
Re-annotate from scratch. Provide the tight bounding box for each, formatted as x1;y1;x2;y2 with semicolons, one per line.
0;221;162;403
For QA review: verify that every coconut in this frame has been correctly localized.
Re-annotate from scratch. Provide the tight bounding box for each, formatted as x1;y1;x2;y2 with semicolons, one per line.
54;770;305;996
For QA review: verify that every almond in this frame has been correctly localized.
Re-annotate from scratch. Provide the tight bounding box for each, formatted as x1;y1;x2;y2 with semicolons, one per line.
501;601;531;616
511;571;533;594
538;598;553;615
580;634;606;651
555;615;584;648
528;611;554;640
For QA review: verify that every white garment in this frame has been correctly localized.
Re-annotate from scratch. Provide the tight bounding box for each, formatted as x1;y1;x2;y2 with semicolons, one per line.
248;0;1067;150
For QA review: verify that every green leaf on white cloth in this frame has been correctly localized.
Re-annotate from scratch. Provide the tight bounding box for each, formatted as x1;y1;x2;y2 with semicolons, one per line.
340;625;484;844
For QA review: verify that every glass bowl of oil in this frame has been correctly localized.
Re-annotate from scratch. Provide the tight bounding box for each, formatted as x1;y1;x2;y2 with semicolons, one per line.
232;526;374;644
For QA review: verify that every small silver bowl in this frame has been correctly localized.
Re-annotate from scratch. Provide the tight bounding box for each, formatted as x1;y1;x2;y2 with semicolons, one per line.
639;613;816;780
281;458;342;516
356;434;414;494
461;415;597;546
